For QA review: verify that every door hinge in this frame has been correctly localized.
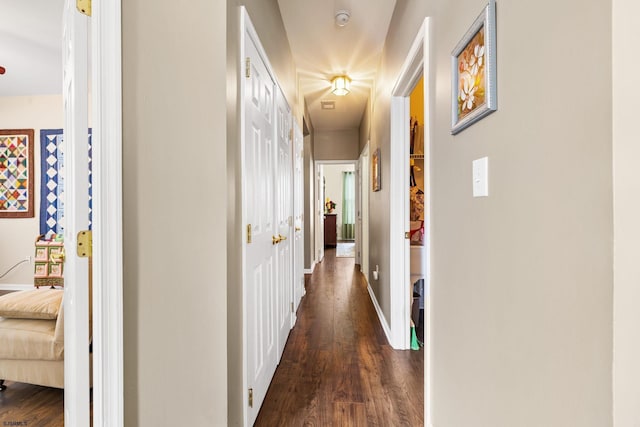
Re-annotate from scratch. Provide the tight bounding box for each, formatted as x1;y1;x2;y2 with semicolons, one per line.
247;224;252;244
245;57;251;78
77;230;92;257
405;231;410;239
289;128;293;141
291;302;294;313
77;0;91;16
248;388;254;408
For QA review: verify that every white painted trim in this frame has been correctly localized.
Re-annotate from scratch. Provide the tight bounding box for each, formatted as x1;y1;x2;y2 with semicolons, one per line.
239;9;249;426
389;95;411;351
390;17;433;426
367;284;392;345
387;19;431;352
0;284;33;291
91;0;124;425
423;19;434;427
63;1;91;424
359;142;370;288
303;261;316;275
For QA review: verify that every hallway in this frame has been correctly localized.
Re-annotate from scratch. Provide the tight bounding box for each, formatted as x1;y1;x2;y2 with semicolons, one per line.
255;248;424;425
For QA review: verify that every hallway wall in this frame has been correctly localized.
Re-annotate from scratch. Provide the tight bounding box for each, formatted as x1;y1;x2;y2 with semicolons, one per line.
368;0;613;425
122;0;228;425
314;129;360;160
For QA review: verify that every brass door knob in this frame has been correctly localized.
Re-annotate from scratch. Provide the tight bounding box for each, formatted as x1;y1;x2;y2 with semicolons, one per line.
295;227;301;232
278;234;287;241
272;235;281;245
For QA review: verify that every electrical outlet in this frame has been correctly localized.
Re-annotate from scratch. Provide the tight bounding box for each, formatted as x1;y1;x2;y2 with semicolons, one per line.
25;255;32;264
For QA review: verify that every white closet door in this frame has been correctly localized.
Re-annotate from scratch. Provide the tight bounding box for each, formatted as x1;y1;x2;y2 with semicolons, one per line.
293;122;305;313
62;0;91;424
275;88;293;360
243;33;278;426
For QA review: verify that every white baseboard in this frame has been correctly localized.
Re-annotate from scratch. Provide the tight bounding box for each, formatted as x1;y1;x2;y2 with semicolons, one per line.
367;284;392;345
0;284;33;291
303;261;316;275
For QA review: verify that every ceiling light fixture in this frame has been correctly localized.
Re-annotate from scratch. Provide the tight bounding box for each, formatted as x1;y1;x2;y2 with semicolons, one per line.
335;9;351;27
331;76;351;96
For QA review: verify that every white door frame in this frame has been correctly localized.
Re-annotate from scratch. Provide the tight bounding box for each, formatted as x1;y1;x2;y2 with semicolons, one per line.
389;17;432;426
63;2;91;423
358;143;370;284
91;1;124;426
314;164;324;263
63;1;123;426
315;160;358;249
292;121;305;314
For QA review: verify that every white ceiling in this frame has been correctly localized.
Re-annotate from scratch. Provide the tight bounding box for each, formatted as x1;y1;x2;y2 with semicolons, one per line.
1;0;396;130
0;0;64;96
278;0;396;131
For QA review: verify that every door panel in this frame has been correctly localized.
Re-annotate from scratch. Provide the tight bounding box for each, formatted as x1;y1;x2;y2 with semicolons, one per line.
275;89;292;360
62;1;91;424
293;122;304;313
315;165;324;262
244;36;277;426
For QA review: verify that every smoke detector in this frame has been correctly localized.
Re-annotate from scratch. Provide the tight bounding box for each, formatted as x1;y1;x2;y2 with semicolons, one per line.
335;10;351;27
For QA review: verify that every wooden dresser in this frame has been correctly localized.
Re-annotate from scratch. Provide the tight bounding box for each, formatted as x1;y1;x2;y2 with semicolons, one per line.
324;214;337;247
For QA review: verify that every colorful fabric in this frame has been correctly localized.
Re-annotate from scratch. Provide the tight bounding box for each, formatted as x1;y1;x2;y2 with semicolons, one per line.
0;132;33;215
40;129;92;235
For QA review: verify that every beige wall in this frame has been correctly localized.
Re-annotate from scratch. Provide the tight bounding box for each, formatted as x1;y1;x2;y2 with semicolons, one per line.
122;1;228;425
613;0;640;424
0;95;63;285
314;129;360;160
226;1;297;425
359;96;371;155
369;0;613;425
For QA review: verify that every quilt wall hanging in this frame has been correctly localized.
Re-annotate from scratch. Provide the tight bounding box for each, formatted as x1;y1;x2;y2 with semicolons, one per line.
0;129;35;218
40;129;92;236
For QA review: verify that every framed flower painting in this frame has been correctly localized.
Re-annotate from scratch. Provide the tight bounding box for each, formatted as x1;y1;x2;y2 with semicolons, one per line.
451;0;497;134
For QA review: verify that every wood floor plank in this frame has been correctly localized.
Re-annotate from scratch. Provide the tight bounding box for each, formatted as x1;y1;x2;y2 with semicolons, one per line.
255;248;424;426
0;381;64;426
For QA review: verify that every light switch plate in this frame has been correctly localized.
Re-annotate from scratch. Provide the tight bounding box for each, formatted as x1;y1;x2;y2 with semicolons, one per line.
473;157;489;197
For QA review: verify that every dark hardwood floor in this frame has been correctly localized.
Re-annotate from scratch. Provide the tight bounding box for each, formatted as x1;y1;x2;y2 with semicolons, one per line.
255;248;424;426
0;381;64;426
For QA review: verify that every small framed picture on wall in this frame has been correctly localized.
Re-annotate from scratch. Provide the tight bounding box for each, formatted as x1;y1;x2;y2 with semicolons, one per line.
451;0;497;134
372;148;381;192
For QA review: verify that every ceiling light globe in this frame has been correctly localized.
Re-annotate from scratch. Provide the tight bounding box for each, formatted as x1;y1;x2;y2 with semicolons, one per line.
331;76;351;96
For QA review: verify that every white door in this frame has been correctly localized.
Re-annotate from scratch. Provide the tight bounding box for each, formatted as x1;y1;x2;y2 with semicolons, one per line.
275;88;293;359
315;164;324;262
62;0;91;424
292;122;305;313
243;34;278;426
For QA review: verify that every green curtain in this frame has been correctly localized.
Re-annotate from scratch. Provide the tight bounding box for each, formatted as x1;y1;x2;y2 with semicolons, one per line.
342;171;355;240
